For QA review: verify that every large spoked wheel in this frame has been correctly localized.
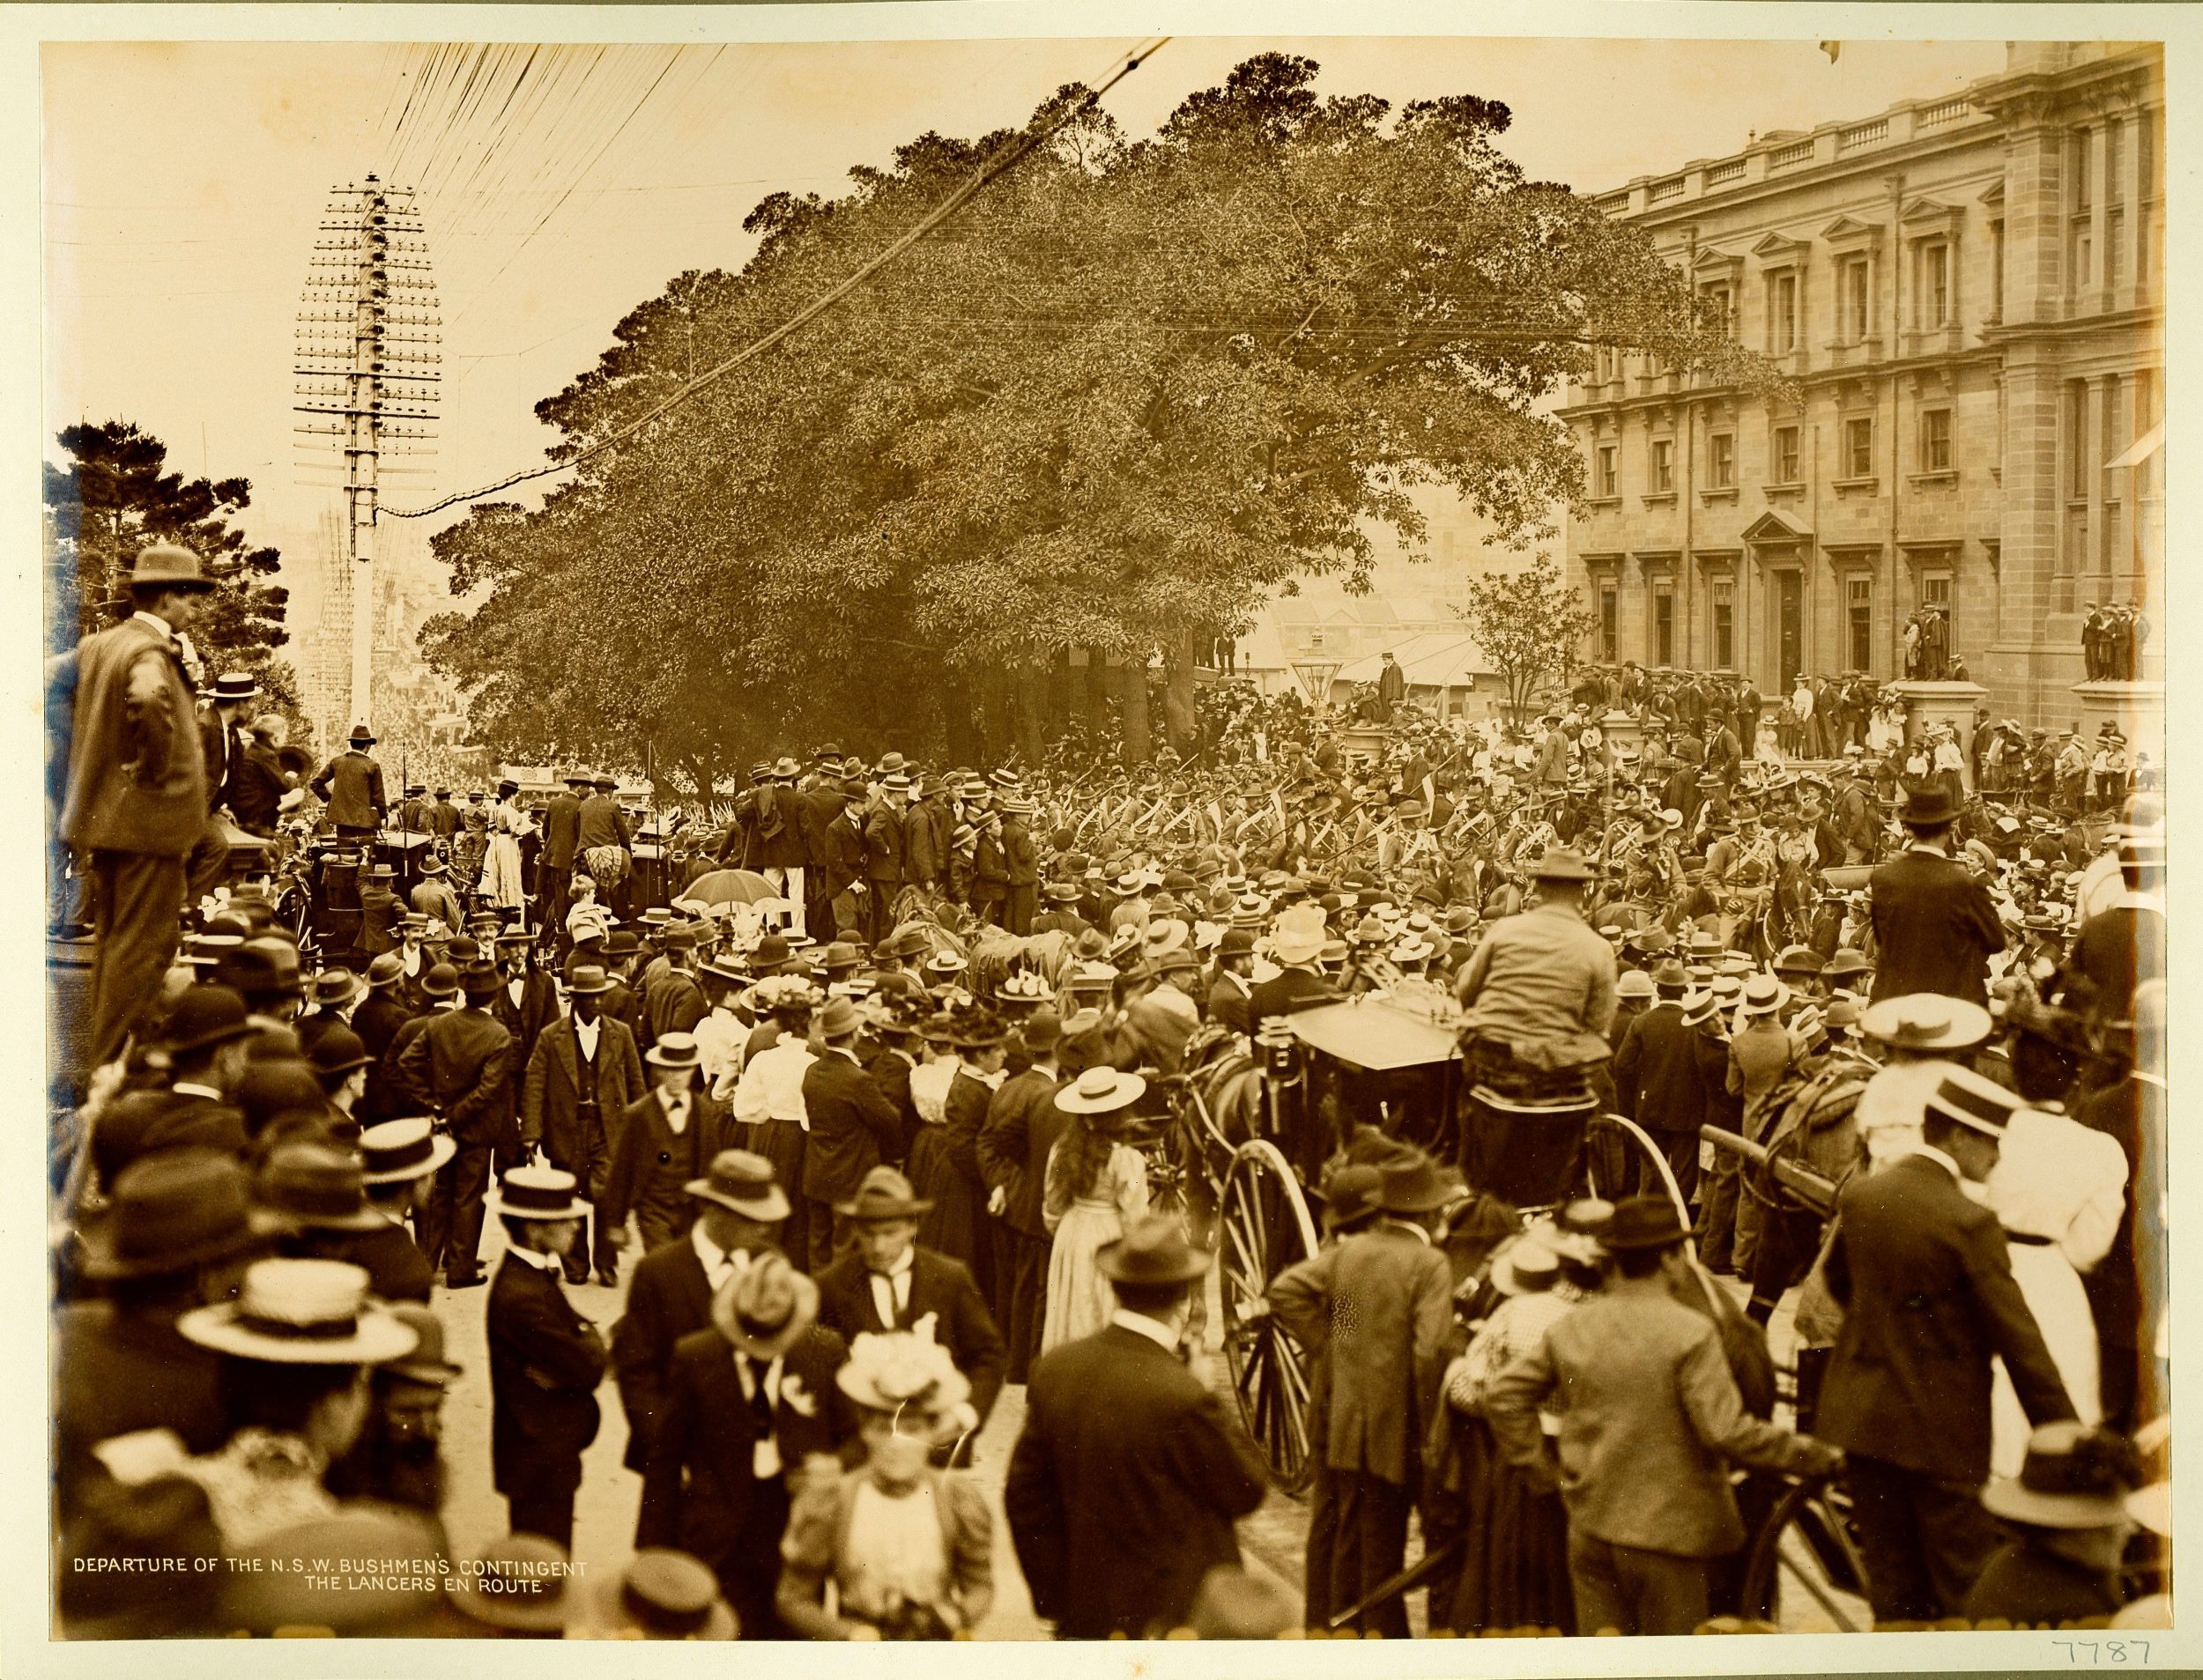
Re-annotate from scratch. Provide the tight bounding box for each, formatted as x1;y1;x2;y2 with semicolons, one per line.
1737;1476;1872;1632
1583;1112;1693;1228
1216;1140;1320;1493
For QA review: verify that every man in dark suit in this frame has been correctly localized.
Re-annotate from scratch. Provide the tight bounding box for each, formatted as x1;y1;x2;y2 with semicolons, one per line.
536;772;587;948
486;1165;608;1549
1248;904;1336;1029
1268;1151;1454;1636
975;1009;1067;1380
1006;1217;1269;1639
1868;784;2006;1006
797;759;848;943
813;1166;1005;1454
50;542;215;1069
197;672;256;871
637;1253;854;1638
352;953;416;1124
1610;975;1711;1203
863;774;909;944
818;777;869;944
1819;1064;2076;1624
522;962;648;1284
798;996;907;1269
393;960;513;1288
601;1033;732;1255
488;932;558;1171
310;722;388;840
1031;880;1091;941
1205;929;1257;1037
613;1151;791;1476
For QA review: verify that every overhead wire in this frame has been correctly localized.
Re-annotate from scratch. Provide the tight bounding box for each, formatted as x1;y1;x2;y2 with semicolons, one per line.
385;35;1171;521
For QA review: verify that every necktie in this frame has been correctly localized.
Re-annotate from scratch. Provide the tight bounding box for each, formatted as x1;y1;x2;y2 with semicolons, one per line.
742;1357;782;1478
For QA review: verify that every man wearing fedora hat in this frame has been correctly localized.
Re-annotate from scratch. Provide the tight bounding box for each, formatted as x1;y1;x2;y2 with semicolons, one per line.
535;773;588;947
1007;1215;1268;1639
1485;1196;1842;1636
638;1254;856;1637
1269;1150;1457;1636
197;670;257;841
409;850;464;937
56;1149;272;1491
813;1166;1005;1451
1818;1064;2078;1624
975;1006;1069;1380
309;723;388;842
393;959;513;1289
603;1032;733;1258
486;1166;609;1550
612;1149;792;1477
861;774;909;944
798;995;908;1269
523;961;647;1285
52;541;219;1069
1868;782;2006;1007
259;1139;434;1305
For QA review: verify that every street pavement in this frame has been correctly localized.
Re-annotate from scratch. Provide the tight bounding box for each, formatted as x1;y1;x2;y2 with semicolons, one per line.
428;1223;1309;1639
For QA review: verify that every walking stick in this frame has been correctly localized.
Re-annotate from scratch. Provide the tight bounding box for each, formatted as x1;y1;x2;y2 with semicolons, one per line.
1325;1534;1469;1632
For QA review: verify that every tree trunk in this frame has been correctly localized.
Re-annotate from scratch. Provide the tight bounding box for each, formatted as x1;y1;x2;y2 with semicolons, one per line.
942;676;982;768
1012;662;1046;766
1117;655;1152;762
1161;628;1198;754
1081;647;1109;738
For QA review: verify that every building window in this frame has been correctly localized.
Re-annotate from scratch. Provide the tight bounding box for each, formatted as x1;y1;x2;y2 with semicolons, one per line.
1599;585;1619;661
2073;128;2094;211
1843;415;1875;479
1768;270;1799;353
1991;220;2006;320
2108;211;2125;286
2106;116;2124;206
1650;437;1674;493
1596;443;1618;498
1709;432;1735;487
1916;241;1951;327
1653;586;1675;667
1848;577;1873;671
1772;423;1801;484
1920;407;1953;473
1922;571;1953;644
1711;581;1735;670
1840;256;1871;341
2065;380;2089;498
1702;283;1733;337
2140;109;2157;201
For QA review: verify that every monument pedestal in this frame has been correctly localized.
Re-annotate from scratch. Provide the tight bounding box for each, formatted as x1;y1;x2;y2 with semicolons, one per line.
1600;708;1644;767
1892;679;1991;793
2071;679;2165;769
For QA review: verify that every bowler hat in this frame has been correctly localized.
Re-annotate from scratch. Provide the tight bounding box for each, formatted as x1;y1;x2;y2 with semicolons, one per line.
457;961;499;999
78;1149;264;1281
307;1024;374;1078
418;961;459;999
834;1164;935;1222
255;1142;388;1232
1096;1214;1210;1285
155;985;254;1056
366;952;405;989
1600;1195;1688;1251
127;543;212;594
685;1149;790;1222
446;1535;575;1633
597;1550;736;1641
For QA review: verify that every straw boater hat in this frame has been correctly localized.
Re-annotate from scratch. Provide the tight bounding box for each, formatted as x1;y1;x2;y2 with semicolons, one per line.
597;1550;737;1641
646;1031;703;1071
176;1258;418;1365
489;1164;593;1225
1859;994;1992;1055
1488;1229;1561;1297
360;1117;456;1186
446;1534;575;1634
710;1251;818;1361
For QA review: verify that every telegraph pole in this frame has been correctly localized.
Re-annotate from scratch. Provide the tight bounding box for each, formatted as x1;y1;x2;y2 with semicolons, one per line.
294;175;440;732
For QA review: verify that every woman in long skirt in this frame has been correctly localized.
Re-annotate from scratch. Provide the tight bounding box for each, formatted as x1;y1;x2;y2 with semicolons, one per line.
912;1005;1006;1303
1039;1068;1149;1355
1986;1106;2128;1476
478;778;531;914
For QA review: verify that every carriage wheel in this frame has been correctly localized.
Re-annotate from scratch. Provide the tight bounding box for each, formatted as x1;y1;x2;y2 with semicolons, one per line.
1738;1476;1871;1632
1216;1141;1320;1493
1583;1113;1692;1230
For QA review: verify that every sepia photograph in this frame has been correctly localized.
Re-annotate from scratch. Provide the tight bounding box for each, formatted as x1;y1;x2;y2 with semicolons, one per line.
28;7;2179;1658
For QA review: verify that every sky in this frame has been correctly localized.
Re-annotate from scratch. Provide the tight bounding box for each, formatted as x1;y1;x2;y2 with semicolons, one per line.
43;33;2011;611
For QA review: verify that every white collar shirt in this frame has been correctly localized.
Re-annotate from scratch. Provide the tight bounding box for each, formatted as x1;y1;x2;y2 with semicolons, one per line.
508;976;526;1010
868;1246;916;1328
573;1015;602;1060
732;1039;817;1130
1111;1307;1179;1353
690;1224;751;1296
506;1243;562;1276
130;610;175;648
732;1349;787;1478
659;1085;691;1136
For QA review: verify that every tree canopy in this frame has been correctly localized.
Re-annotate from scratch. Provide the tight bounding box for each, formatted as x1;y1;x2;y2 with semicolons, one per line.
424;53;1767;790
44;418;294;699
1458;554;1597;725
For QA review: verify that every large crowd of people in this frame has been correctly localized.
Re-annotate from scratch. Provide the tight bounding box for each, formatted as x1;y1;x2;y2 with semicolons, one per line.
46;542;2168;1639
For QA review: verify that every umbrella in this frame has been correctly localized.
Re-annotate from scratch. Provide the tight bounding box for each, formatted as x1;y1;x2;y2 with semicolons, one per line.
682;868;778;907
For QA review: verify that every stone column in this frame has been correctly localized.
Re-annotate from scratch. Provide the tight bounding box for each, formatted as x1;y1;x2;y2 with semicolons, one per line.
1893;678;1991;791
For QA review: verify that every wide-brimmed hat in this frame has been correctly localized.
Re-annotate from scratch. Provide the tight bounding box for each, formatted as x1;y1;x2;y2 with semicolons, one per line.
562;962;615;996
176;1258;418;1365
490;1164;592;1224
1529;847;1595;884
346;723;376;749
1982;1423;2144;1528
815;995;864;1040
1044;880;1083;903
256;1142;389;1232
646;1032;702;1070
1600;1195;1689;1252
1270;902;1328;965
1615;969;1658;1002
597;1550;737;1641
834;1164;934;1222
711;1251;819;1360
1374;1151;1452;1214
685;1149;790;1222
127;542;213;593
446;1535;574;1632
1096;1214;1211;1286
1738;974;1791;1017
154;986;255;1057
834;1328;971;1424
1858;993;1992;1053
307;1024;374;1080
78;1149;265;1281
1055;1065;1147;1114
1900;783;1961;826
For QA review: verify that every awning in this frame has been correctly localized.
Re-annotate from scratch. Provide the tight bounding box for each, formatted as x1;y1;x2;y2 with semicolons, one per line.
2108;424;2162;471
1288;997;1460;1071
1334;631;1495;692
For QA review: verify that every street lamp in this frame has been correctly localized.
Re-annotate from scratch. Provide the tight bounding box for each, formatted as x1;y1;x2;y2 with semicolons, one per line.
1291;658;1341;709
